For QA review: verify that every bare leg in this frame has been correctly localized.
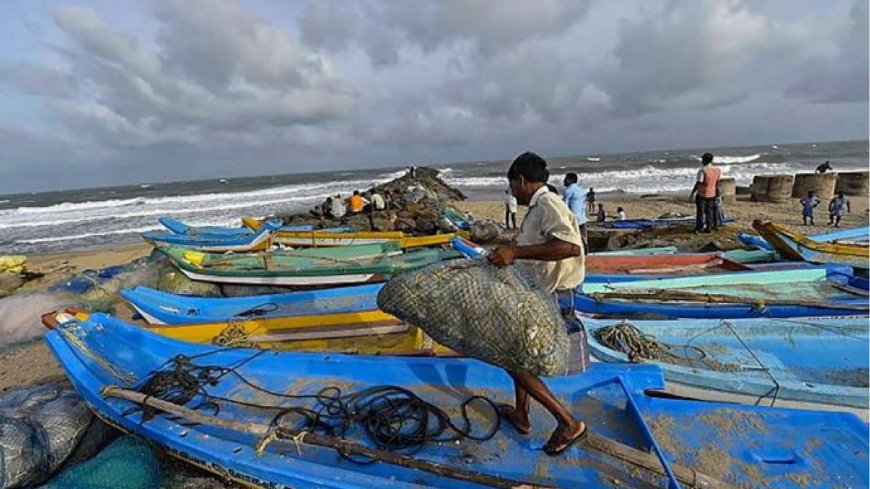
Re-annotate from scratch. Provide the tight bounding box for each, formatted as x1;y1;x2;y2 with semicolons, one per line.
499;371;531;434
509;370;586;455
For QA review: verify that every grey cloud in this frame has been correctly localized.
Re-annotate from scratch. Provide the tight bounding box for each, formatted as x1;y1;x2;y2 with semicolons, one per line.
49;2;355;147
0;63;78;98
299;0;591;63
786;0;868;104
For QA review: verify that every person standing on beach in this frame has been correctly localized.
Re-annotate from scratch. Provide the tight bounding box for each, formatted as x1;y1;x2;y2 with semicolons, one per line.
828;192;851;227
690;152;721;233
488;151;589;456
586;188;596;214
562;173;589;254
800;191;820;225
504;190;518;230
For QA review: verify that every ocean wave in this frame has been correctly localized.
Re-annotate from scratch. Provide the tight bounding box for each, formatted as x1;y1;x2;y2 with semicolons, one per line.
14;217;245;245
0;195;320;230
14;197;147;214
712;154;762;164
6;176;395;217
444;161;810;193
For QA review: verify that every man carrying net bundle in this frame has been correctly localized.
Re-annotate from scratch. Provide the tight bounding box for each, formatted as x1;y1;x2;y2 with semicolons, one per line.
487;151;589;455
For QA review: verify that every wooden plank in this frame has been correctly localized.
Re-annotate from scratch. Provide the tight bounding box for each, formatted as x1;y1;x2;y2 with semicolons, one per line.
103;386;737;489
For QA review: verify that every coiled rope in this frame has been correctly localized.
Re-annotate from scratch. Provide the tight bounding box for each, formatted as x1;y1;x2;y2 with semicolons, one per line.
132;353;500;460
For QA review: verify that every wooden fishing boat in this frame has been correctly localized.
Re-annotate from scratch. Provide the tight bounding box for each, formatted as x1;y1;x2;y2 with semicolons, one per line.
739;225;870;251
45;313;869;489
121;284;385;325
753;220;870;270
143;221;282;252
588;246;678;256
159;217;322;238
51;309;449;356
605;216;735;230
584;316;869;408
120;285;453;355
577;267;869;318
440;207;471;231
243;217;458;249
157;243;462;287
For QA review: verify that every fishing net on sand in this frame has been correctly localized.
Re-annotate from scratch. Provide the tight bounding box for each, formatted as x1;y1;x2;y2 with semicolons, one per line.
378;259;569;376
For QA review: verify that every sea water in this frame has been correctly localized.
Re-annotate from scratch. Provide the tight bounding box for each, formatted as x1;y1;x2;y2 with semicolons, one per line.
1;139;866;254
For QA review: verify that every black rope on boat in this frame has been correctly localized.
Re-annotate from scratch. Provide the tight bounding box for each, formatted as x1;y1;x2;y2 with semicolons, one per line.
128;353;501;461
593;320;707;363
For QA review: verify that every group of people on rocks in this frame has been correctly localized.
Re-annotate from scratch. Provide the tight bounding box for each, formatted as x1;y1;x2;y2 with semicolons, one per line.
321;189;391;219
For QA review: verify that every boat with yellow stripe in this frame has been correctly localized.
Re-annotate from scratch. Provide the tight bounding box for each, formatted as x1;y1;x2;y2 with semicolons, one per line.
753;220;870;270
48;308;451;356
242;217;459;248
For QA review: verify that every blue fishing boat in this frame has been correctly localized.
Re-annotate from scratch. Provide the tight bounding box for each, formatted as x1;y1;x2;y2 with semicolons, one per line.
46;313;869;488
606;216;735;230
584;316;869;408
159;217;350;239
589;246;678;256
121;283;384;325
143;220;283;252
577;267;869;318
738;225;870;251
753;220;870;270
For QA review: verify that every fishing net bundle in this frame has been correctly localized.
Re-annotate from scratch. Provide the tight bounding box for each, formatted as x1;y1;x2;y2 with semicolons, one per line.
0;385;112;489
378;259;570;376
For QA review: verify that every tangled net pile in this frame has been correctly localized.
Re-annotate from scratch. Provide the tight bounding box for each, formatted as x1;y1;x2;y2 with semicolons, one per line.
593;321;707;364
133;353;500;458
378;259;570;376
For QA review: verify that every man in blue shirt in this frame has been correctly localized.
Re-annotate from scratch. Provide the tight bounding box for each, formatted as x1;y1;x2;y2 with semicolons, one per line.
562;173;588;254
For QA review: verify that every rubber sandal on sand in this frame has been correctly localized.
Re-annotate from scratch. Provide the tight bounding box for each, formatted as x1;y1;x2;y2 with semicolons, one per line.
497;404;531;435
543;423;587;456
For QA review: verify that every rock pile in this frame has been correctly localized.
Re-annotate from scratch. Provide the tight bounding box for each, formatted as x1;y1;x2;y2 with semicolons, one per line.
274;167;467;235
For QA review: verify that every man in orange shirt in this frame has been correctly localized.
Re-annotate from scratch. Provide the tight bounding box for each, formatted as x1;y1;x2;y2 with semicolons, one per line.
347;190;368;214
689;152;722;233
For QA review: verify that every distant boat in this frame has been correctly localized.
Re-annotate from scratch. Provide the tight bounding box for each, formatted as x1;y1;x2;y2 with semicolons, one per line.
771;145;779;149
586;157;601;162
219;178;228;184
139;184;151;189
812;144;818;147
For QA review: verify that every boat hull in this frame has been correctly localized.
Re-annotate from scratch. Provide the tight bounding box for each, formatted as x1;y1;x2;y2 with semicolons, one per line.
584;316;869;408
754;220;870;270
46;314;870;488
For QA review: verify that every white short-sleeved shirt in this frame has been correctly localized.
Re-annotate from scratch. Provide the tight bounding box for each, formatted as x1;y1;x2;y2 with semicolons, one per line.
516;186;585;293
505;193;518;213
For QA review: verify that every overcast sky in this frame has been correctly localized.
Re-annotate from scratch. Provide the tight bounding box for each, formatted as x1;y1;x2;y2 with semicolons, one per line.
0;0;867;193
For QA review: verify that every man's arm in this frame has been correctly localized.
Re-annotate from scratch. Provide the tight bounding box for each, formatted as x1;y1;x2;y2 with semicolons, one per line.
489;239;581;267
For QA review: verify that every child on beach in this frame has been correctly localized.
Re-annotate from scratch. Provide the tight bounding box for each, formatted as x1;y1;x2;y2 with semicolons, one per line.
596;203;606;223
799;191;820;225
828;192;851;227
586;188;596;214
504;189;518;230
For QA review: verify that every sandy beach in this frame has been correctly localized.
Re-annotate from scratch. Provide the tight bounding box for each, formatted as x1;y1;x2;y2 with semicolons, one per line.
456;193;870;250
0;188;866;487
4;193;867;396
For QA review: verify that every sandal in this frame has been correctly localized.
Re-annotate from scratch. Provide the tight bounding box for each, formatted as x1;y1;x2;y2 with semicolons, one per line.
497;404;531;435
543;422;587;456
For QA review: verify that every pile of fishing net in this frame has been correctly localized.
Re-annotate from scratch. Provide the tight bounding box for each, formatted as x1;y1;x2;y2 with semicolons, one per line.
378;259;569;376
0;385;116;488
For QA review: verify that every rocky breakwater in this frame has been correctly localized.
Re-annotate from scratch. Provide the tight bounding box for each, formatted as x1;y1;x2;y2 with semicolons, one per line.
275;167;467;234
